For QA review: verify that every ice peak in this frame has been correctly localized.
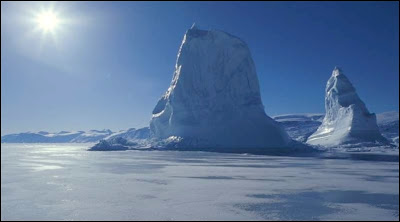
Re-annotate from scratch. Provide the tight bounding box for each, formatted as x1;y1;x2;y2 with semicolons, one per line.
307;68;387;147
332;66;343;77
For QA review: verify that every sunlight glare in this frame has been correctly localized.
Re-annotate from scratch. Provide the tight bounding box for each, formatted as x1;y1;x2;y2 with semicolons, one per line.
35;10;60;32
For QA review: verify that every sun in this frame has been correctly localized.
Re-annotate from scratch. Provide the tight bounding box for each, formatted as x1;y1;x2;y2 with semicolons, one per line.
35;10;60;32
29;4;69;47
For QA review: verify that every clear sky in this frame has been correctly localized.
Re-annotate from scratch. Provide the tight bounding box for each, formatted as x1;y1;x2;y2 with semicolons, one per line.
1;1;399;135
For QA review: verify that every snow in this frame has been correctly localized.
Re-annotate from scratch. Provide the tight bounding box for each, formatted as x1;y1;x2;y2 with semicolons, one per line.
377;111;399;125
1;130;114;143
377;111;399;146
150;26;290;149
1;143;398;220
307;67;388;147
104;127;150;141
273;113;324;123
0;128;151;144
71;130;114;143
273;113;324;142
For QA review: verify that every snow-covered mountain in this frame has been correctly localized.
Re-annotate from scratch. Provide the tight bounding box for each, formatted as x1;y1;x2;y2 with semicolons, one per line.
273;114;324;142
105;127;150;141
70;130;114;143
273;111;398;147
149;25;291;149
306;67;388;147
1;130;113;143
376;111;399;146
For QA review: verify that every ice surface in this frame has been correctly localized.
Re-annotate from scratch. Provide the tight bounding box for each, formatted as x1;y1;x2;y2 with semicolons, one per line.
1;143;398;220
150;27;290;149
307;67;388;147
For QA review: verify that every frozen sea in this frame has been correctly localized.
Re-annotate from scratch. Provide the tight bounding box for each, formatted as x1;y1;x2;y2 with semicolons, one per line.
1;143;399;221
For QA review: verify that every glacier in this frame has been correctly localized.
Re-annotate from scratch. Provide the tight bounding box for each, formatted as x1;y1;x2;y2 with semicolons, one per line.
306;67;388;147
149;25;291;149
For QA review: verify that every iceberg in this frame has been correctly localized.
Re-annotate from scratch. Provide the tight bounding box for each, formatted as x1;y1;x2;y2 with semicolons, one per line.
307;67;388;147
150;25;291;149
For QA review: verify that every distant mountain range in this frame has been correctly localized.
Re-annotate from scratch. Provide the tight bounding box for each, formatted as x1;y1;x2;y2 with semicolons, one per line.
1;128;149;143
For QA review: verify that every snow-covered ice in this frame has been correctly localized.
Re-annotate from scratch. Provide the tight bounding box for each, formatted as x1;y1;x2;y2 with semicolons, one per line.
2;143;398;220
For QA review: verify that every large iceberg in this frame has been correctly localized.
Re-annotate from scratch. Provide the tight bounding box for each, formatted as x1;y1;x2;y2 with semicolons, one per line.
307;67;387;147
150;25;291;149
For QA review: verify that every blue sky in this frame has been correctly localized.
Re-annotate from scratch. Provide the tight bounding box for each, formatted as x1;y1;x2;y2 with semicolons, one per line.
1;1;399;135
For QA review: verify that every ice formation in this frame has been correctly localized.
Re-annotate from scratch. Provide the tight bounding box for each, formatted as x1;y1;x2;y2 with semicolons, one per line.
149;26;291;149
307;67;387;147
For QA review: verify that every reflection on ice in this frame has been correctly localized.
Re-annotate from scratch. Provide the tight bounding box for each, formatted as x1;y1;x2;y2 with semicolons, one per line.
31;164;63;171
